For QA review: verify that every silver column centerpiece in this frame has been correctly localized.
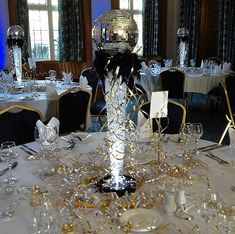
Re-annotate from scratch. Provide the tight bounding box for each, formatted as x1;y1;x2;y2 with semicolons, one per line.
7;25;24;82
93;10;140;196
177;27;189;69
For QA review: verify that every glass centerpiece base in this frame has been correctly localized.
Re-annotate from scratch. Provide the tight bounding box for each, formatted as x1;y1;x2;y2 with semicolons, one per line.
97;175;136;197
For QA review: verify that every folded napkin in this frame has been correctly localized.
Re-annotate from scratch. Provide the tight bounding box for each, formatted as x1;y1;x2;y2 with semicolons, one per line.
137;111;152;140
46;86;58;98
200;59;207;69
62;72;73;84
28;57;36;70
164;59;173;69
141;62;152;75
214;65;222;75
223;62;232;72
80;75;88;89
36;117;60;144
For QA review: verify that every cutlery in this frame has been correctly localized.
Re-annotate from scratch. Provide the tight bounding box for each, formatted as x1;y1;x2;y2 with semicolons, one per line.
20;147;33;155
200;144;226;152
71;132;82;141
61;136;73;143
0;162;18;177
204;151;229;164
198;143;217;151
22;144;38;153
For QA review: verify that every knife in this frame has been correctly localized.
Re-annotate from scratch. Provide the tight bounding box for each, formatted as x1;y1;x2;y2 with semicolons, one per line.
198;143;218;151
0;162;18;176
208;151;229;164
20;147;33;155
200;144;226;152
22;144;38;153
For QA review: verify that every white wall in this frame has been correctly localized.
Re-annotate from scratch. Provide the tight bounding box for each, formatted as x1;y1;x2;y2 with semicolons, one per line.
0;0;9;69
166;0;180;64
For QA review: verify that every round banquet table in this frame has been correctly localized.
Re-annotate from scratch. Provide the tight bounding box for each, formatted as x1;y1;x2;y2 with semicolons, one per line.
0;132;234;234
0;80;92;123
140;68;231;99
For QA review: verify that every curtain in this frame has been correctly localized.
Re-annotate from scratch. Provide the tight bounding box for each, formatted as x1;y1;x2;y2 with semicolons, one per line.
58;0;84;62
218;0;235;66
180;0;200;62
17;0;29;61
143;0;160;56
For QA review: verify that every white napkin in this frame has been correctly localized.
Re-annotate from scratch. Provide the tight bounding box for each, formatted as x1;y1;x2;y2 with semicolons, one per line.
46;86;58;98
223;62;232;72
79;75;88;89
36;117;60;144
137;111;152;140
28;57;36;69
62;72;73;84
200;59;207;69
214;65;222;75
150;91;168;118
164;59;173;68
141;62;152;75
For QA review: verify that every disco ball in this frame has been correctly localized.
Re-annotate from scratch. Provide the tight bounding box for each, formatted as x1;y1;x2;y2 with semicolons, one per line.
7;25;24;40
177;27;189;38
92;10;138;55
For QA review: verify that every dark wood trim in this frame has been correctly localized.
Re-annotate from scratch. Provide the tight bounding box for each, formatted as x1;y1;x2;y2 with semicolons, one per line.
8;0;18;25
83;0;93;67
111;0;119;9
159;0;167;58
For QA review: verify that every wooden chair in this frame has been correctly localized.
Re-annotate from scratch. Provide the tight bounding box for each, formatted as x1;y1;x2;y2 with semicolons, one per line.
219;75;235;144
0;105;42;145
57;87;92;134
58;61;87;81
139;99;186;134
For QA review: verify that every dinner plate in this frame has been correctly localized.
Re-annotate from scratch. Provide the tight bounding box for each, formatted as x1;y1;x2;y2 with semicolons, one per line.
119;208;162;232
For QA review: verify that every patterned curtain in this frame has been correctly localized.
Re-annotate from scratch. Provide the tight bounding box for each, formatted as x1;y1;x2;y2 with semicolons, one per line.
218;0;235;66
17;0;29;61
143;0;160;56
180;0;200;62
58;0;84;62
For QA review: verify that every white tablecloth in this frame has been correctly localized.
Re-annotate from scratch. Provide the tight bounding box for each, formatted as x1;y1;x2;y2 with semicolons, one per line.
0;81;92;128
0;132;234;233
140;70;230;99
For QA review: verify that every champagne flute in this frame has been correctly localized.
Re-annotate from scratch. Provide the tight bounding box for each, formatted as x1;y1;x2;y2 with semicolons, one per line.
179;123;192;158
191;123;203;156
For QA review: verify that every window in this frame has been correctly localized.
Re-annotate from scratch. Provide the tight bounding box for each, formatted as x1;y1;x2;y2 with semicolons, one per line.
28;0;58;60
119;0;143;55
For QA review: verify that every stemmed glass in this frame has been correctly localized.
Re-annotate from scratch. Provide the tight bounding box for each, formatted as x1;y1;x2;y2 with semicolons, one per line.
191;123;203;156
179;123;192;158
0;141;18;184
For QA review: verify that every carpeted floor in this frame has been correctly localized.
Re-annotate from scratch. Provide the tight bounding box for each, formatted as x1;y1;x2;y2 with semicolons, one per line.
87;93;230;145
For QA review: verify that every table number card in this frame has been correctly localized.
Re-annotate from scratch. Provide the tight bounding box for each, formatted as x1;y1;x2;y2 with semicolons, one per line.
150;91;168;118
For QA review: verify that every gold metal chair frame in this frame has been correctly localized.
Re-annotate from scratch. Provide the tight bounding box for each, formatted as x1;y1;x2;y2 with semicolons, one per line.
0;104;43;120
219;78;235;144
57;87;92;131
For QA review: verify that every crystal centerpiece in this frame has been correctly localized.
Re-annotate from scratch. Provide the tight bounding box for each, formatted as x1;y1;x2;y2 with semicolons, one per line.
93;10;139;196
177;27;189;68
7;25;24;82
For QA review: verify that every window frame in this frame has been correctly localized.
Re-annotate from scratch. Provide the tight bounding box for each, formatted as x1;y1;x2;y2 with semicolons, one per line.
27;0;58;60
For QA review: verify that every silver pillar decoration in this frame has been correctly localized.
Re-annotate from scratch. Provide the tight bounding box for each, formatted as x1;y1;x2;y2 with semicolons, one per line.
93;10;139;195
7;25;24;82
177;27;189;68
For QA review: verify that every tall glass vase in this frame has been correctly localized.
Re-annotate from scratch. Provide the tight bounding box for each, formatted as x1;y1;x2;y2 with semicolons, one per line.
105;72;127;191
12;45;23;82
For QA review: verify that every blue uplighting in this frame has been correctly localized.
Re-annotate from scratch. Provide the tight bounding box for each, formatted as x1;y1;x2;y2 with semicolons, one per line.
0;1;9;70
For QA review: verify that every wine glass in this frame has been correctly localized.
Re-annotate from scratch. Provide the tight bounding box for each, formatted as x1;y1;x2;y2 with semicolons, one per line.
179;123;192;158
190;59;196;71
191;123;203;156
0;141;18;184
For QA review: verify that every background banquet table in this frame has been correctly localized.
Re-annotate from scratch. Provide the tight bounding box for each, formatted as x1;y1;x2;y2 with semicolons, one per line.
0;80;92;122
0;132;234;233
140;69;231;99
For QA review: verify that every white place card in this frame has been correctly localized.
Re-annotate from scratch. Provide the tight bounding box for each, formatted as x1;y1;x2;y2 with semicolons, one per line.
150;91;168;118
